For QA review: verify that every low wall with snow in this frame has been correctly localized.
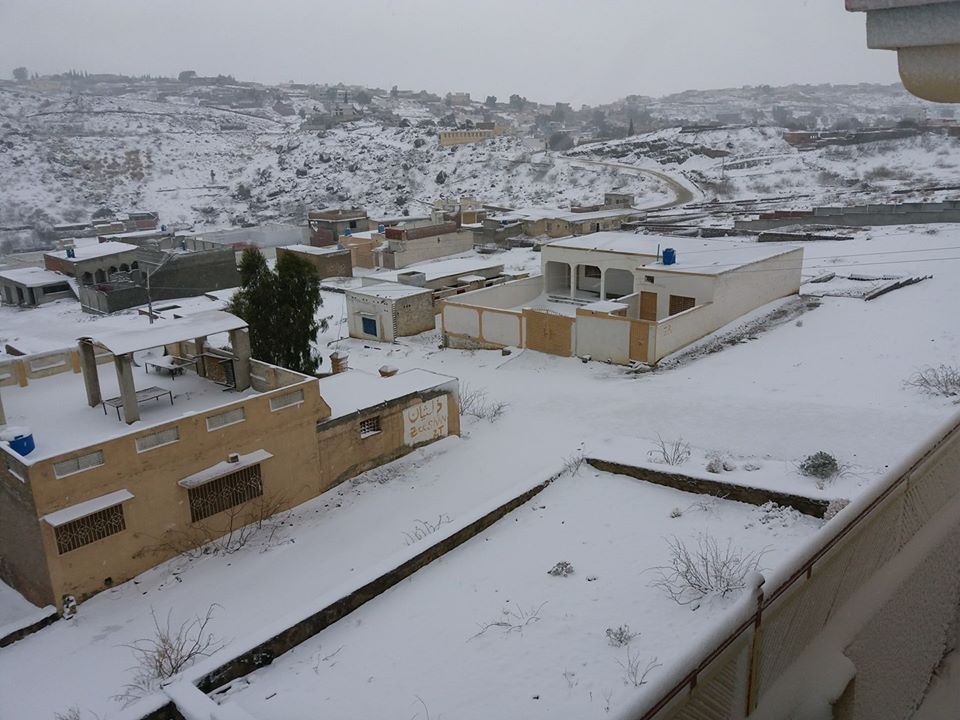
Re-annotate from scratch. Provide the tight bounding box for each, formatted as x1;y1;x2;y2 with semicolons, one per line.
614;412;960;720
135;473;560;720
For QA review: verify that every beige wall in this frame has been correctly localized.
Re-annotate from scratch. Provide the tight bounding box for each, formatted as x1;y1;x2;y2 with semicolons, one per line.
378;230;475;269
277;247;353;279
650;249;804;361
317;389;460;489
4;376;326;608
438;129;495;147
0;455;53;607
396;293;438;337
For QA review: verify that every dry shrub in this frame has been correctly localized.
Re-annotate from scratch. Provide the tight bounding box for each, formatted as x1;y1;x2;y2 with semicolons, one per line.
650;535;765;605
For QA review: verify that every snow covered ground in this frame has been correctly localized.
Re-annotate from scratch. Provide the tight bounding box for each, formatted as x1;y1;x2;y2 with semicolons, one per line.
1;225;958;718
220;470;821;720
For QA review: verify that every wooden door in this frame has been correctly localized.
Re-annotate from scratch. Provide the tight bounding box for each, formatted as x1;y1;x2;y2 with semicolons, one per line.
639;291;658;321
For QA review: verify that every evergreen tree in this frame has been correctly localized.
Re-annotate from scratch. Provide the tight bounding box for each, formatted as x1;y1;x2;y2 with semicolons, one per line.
229;249;322;375
628;118;635;136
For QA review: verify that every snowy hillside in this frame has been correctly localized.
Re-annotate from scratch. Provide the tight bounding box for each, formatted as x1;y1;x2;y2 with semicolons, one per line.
570;126;960;208
0;86;668;243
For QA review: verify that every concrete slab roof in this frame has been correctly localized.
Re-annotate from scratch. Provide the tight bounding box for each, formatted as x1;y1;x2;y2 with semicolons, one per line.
79;310;247;356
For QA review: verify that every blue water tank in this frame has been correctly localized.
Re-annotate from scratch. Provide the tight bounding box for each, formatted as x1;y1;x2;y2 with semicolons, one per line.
343;228;352;237
378;224;385;233
663;247;676;266
9;433;35;456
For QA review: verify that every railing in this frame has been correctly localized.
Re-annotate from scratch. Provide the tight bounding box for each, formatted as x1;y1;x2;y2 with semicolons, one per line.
616;412;960;720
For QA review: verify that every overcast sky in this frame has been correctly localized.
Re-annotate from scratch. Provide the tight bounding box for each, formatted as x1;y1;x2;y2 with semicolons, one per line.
0;0;898;105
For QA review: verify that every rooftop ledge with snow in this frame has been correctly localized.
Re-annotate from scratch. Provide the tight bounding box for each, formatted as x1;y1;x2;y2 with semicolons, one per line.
0;311;265;463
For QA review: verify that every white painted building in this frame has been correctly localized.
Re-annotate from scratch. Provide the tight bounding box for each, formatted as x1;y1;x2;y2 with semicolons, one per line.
440;233;803;364
345;283;436;343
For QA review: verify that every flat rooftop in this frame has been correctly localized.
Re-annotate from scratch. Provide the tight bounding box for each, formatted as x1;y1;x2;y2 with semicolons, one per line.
347;283;432;300
0;267;71;287
1;359;260;463
281;244;349;256
372;258;504;284
319;368;457;421
548;233;801;276
45;241;139;262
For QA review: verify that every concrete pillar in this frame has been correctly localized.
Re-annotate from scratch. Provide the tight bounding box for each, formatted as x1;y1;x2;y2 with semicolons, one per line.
115;354;139;424
194;336;207;377
230;328;251;391
569;264;577;299
78;341;102;407
600;269;606;301
0;386;6;426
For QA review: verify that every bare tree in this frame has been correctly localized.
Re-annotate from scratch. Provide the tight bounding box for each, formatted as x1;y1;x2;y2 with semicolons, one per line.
115;605;224;706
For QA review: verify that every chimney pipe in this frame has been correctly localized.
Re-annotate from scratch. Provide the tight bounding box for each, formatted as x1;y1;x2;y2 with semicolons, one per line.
330;352;349;374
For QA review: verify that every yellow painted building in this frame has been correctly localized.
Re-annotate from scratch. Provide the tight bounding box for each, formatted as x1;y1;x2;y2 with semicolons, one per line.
0;313;459;610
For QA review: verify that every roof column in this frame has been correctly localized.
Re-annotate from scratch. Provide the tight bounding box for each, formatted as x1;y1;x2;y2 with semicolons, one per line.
78;340;102;407
229;328;251;391
194;337;207;377
114;354;139;425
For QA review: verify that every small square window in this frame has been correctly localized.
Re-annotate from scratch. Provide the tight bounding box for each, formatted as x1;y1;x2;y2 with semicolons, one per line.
360;416;381;437
645;275;655;283
361;316;378;336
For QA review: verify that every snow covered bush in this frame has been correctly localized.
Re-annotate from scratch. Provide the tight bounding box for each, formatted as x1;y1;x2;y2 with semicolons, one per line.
548;561;575;577
605;624;638;647
458;383;507;421
798;451;840;481
402;515;452;546
618;650;661;687
650;535;765;606
906;365;960;398
648;435;691;466
116;605;224;706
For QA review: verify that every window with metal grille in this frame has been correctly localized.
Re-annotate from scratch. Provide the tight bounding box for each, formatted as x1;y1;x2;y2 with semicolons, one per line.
135;426;180;453
187;464;263;522
54;504;126;554
270;389;305;412
669;294;697;315
53;450;105;479
205;407;246;432
359;416;381;437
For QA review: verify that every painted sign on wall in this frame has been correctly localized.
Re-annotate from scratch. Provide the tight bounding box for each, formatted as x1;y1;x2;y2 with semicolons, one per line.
403;395;449;446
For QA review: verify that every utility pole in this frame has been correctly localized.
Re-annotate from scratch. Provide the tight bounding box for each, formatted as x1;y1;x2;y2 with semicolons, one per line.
145;251;175;324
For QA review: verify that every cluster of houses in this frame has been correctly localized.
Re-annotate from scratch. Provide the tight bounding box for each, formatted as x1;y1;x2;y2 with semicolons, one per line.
0;197;805;614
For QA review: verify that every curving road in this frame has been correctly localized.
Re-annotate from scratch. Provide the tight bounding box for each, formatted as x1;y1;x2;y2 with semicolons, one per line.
562;156;699;210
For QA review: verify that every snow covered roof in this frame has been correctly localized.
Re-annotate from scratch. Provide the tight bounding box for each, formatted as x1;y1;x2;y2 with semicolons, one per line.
581;300;628;313
42;489;134;527
80;310;247;356
348;283;432;300
178;449;273;489
548;233;802;276
96;229;169;240
0;267;71;288
555;208;639;222
46;241;139;262
372;258;503;284
281;244;348;256
319;369;457;421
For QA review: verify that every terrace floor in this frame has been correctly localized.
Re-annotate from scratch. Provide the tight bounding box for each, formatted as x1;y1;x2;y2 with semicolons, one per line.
2;354;258;463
